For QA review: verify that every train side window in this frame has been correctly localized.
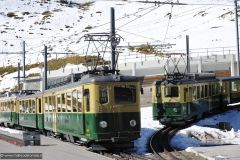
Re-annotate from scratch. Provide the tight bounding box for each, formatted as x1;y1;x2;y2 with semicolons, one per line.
72;90;77;112
197;86;200;99
44;97;48;112
25;101;29;113
52;96;56;112
10;102;12;111
19;101;22;113
77;90;82;112
212;84;216;95
184;88;188;102
57;95;61;112
99;86;108;104
232;80;240;91
29;100;32;113
237;81;240;91
32;100;36;113
38;99;42;113
7;102;10;112
201;85;204;98
156;86;161;97
48;97;52;112
66;92;72;112
209;84;212;96
84;89;90;112
11;101;14;112
193;86;197;100
216;83;220;94
205;85;208;97
22;101;25;113
61;93;66;112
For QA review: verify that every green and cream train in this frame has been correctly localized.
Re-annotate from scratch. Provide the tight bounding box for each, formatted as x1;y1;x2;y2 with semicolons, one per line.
152;73;240;125
0;72;141;150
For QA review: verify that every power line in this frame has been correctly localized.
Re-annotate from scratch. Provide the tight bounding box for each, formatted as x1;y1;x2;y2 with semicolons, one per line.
116;28;161;41
135;0;233;6
162;4;173;43
117;6;160;29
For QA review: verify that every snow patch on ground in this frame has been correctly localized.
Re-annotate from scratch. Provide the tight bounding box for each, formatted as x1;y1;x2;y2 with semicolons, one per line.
171;109;240;150
134;106;163;154
0;127;23;134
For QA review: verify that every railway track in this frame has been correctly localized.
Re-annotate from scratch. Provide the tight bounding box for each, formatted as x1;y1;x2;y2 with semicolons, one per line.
149;126;194;160
100;151;157;160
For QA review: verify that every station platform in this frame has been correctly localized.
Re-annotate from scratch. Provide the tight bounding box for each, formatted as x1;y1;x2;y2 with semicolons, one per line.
189;145;240;160
0;135;111;160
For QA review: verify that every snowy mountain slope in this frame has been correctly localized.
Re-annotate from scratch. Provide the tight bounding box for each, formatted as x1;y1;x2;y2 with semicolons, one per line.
0;0;236;68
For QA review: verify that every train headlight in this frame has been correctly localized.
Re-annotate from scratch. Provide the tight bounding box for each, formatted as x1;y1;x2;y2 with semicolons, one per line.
130;120;136;127
173;108;178;113
99;121;107;128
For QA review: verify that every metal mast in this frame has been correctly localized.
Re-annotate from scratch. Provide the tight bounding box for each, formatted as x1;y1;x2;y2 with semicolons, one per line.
235;0;240;76
110;7;116;71
44;45;48;90
186;35;190;73
22;41;26;79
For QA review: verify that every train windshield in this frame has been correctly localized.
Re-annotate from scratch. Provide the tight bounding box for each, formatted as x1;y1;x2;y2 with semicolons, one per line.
164;86;179;97
114;85;136;104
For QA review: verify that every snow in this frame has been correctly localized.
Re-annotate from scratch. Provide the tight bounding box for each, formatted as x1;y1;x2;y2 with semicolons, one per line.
134;106;163;154
171;109;240;150
0;0;237;68
0;126;23;134
0;67;42;92
1;0;240;156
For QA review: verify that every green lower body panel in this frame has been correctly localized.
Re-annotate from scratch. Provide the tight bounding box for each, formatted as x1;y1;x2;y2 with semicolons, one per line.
43;112;141;143
11;112;18;125
37;114;44;129
0;112;11;124
152;103;162;120
19;114;37;128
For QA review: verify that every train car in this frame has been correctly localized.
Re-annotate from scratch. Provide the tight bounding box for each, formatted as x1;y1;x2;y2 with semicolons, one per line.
42;73;141;150
0;71;141;150
17;92;44;132
0;95;18;127
152;73;240;125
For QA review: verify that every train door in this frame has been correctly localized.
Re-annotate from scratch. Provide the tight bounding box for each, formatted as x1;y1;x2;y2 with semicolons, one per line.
72;88;84;134
37;98;44;129
83;86;90;134
52;96;57;133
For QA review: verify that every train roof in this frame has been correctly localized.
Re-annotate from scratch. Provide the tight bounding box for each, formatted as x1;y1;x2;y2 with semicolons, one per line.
154;73;218;85
217;76;240;81
160;78;219;85
43;73;138;94
13;74;139;100
153;74;240;85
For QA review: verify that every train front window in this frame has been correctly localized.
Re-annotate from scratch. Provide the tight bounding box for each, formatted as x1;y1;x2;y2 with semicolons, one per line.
156;85;161;97
99;86;108;104
114;85;136;104
164;86;179;98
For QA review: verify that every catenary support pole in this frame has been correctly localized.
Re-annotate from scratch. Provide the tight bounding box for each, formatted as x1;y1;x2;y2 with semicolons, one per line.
235;0;240;76
110;7;116;71
44;46;48;90
17;62;20;91
186;35;190;73
22;41;26;79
